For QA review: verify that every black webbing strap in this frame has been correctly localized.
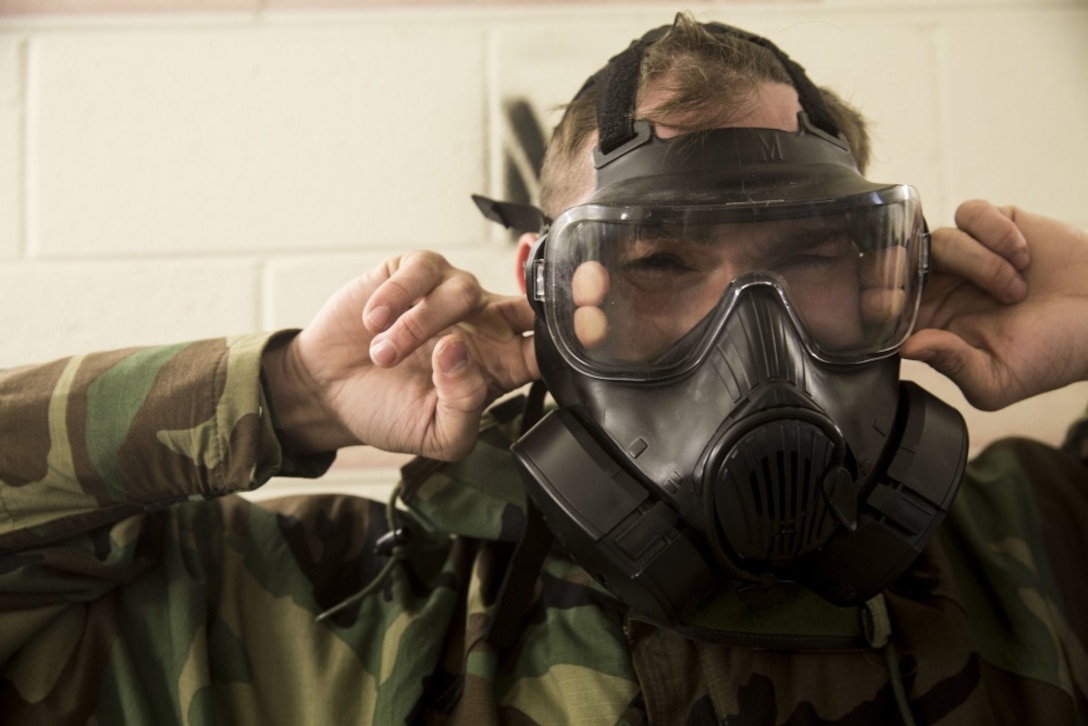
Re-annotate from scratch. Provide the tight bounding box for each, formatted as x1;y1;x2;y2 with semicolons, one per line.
589;20;843;159
592;37;653;157
486;382;554;649
519;379;548;436
707;22;841;138
485;500;554;649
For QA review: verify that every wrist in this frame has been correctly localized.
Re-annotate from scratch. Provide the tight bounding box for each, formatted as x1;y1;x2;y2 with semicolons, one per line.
261;333;358;454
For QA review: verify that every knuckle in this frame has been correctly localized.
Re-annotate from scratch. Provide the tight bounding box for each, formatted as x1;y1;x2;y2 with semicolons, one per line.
382;251;452;307
446;271;483;310
995;227;1026;257
382;279;415;310
954;199;989;227
403;248;448;269
395;312;428;347
401;250;452;286
987;211;1024;251
983;253;1013;286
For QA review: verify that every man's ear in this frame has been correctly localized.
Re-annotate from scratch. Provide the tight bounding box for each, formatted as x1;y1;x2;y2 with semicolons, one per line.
515;232;538;295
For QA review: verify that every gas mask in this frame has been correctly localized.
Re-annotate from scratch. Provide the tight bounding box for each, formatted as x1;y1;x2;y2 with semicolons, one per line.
483;21;968;628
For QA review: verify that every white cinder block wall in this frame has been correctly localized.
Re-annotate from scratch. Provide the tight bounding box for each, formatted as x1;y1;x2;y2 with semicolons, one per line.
1;1;1086;499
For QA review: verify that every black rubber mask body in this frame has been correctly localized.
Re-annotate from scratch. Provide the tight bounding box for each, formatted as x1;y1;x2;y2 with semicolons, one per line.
514;280;968;624
504;20;967;626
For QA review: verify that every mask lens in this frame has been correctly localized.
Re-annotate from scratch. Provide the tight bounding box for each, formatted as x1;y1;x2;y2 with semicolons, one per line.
543;188;926;377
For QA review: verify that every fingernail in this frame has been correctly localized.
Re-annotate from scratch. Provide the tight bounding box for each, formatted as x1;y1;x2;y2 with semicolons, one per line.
1011;250;1030;271
370;339;396;366
438;340;468;375
1006;276;1028;302
367;305;392;331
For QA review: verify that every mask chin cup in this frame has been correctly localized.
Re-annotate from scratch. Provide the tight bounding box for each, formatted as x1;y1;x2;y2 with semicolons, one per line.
511;380;968;625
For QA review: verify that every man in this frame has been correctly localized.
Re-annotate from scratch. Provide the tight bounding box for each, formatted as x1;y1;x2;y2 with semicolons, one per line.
2;14;1086;725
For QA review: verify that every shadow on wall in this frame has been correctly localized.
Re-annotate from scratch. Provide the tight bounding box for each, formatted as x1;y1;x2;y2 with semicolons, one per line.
502;98;547;233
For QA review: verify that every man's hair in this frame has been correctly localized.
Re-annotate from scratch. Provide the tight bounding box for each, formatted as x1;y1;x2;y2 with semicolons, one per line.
539;13;872;217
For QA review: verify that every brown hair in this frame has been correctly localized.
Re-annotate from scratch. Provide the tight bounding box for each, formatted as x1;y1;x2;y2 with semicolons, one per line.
539;13;872;217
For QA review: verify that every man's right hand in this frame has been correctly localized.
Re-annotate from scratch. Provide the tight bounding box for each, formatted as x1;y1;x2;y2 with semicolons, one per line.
263;251;539;461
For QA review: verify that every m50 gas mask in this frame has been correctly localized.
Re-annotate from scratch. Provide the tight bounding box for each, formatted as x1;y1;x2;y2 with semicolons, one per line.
482;21;967;628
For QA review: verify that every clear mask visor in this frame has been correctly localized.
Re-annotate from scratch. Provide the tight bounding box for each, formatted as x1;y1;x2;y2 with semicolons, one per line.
538;186;928;379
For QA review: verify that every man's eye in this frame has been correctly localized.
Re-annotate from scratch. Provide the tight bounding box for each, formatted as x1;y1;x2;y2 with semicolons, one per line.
768;233;854;271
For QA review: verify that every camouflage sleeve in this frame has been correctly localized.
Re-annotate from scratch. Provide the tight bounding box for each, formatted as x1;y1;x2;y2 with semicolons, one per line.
939;435;1088;720
0;332;333;554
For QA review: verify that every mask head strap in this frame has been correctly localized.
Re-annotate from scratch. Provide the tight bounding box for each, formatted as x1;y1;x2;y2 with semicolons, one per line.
582;19;844;163
471;18;846;233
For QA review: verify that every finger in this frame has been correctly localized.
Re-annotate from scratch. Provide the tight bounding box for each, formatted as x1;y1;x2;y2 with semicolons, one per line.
371;264;486;367
900;329;1007;411
859;247;909;331
363;251;448;334
572;262;610;306
930;225;1027;305
430;334;490;460
574;306;609;348
494;295;538;336
861;288;905;328
860;246;908;289
493;295;541;382
466;297;541;390
456;292;535;343
954;199;1030;271
520;333;540;382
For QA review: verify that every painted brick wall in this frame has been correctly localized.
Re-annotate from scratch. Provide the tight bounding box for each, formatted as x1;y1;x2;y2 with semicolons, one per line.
1;1;1086;498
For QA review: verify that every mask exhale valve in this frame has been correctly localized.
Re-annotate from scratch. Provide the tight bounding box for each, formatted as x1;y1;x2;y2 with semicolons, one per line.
703;405;857;567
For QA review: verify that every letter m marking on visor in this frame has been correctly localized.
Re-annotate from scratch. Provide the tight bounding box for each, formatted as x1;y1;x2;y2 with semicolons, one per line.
758;133;784;162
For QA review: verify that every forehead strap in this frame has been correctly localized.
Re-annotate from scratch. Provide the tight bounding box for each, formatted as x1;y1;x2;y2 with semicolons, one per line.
577;21;842;160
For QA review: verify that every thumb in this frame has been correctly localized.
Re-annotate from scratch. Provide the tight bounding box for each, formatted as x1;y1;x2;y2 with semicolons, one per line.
430;334;490;460
900;329;1002;410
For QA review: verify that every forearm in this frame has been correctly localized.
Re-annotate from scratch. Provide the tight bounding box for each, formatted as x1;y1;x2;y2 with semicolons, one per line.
0;334;316;552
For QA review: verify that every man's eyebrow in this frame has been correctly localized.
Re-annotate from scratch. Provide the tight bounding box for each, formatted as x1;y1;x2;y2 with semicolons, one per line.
764;224;846;254
635;223;725;248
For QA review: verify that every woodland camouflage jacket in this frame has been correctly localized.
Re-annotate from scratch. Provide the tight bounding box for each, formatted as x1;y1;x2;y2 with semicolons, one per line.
1;333;1086;725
